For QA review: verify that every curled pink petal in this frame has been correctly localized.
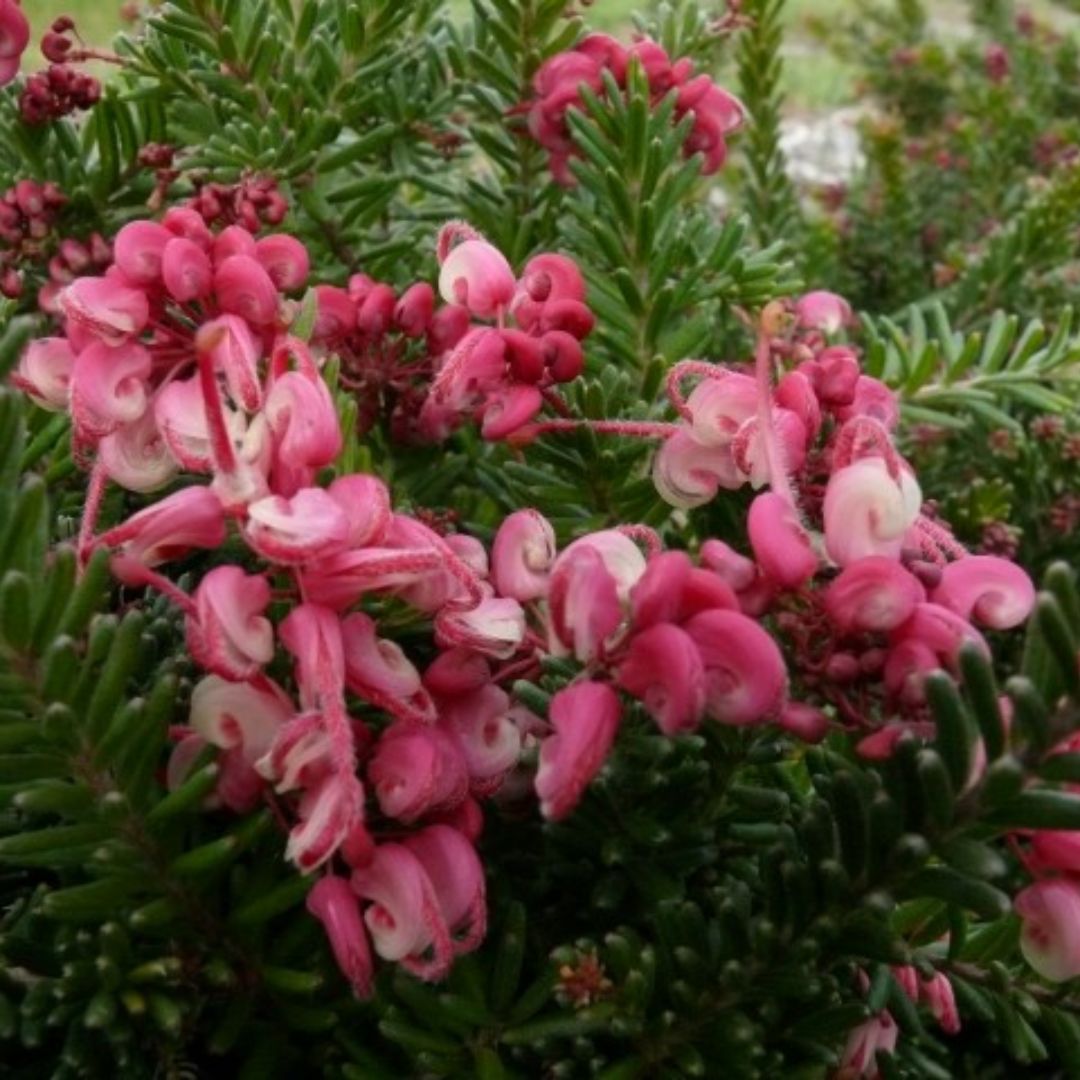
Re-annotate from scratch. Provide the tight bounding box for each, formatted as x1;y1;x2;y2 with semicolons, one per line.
327;473;392;547
700;539;758;592
440;684;522;793
189;673;291;764
794;290;852;334
436;596;526;660
653;428;741;508
930;555;1035;630
71;341;152;438
824;458;922;567
685;372;758;447
62;276;149;345
369;724;468;823
630;551;692;629
481;384;542;440
113;220;172;285
162;237;213;302
683;609;787;725
287;771;365;872
198;313;263;412
255;234;310;292
98;411;177;493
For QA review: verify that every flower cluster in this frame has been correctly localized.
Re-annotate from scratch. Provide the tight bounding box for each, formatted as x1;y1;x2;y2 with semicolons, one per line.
524;33;746;184
312;221;595;442
20;61;101;126
0;178;66;299
5;213;1039;1012
640;292;1036;757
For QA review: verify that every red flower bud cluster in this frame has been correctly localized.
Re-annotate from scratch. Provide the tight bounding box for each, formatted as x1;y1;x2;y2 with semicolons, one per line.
19;62;101;125
187;173;288;233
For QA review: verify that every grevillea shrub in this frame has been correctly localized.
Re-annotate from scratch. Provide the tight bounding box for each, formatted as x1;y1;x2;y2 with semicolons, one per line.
0;2;1079;1078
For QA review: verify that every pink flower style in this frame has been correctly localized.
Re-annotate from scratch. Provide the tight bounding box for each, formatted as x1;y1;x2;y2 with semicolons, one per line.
525;34;746;184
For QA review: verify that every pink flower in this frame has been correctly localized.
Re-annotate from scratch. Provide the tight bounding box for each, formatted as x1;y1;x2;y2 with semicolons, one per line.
189;673;291;765
394;282;436;337
835;376;900;431
825;557;926;634
214;254;279;325
439;684;522;794
837;1011;898;1079
683;609;787;725
548;530;646;661
306;875;374;998
824;458;922;567
618;623;706;734
491;509;556;601
255;234;310;291
520;253;586;304
264;367;343;495
186;566;274;681
438;238;515;319
287;770;366;872
747;492;818;588
279;602;346;711
98;411;178;493
535;681;621;821
794;290;852;335
629;551;692;629
62;275;149;345
245;488;351;564
930;555;1035;630
11;337;75;411
113;221;172;285
154;375;245;473
351;842;454;980
1015;878;1080;982
481;384;543;440
0;0;29;86
403;825;487;955
100;486;226;580
368;724;468;822
700;539;758;592
685;372;757;447
342;612;425;701
652;428;739;508
777;701;829;742
162;237;213;302
70;341;152;438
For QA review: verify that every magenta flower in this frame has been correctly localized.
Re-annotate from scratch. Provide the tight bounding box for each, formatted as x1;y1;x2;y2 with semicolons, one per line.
491;508;556;601
162;236;214;302
617;623;706;735
70;341;152;438
368;724;468;823
825;557;926;634
62;274;150;345
747;492;818;589
437;236;515;319
306;875;374;999
794;290;853;335
11;337;75;411
245;488;351;564
1015;878;1080;982
535;681;621;821
0;0;29;86
823;458;922;566
186;566;274;681
439;684;522;795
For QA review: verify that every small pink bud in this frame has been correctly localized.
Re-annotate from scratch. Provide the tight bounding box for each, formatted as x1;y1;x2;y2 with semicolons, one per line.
313;284;356;339
427;303;471;354
794;290;852;334
423;647;491;697
539;298;594;340
356;283;397;338
212;224;257;264
393;282;435;337
920;972;960;1035
699;539;757;592
501;329;545;383
777;702;829;743
540;330;584;382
